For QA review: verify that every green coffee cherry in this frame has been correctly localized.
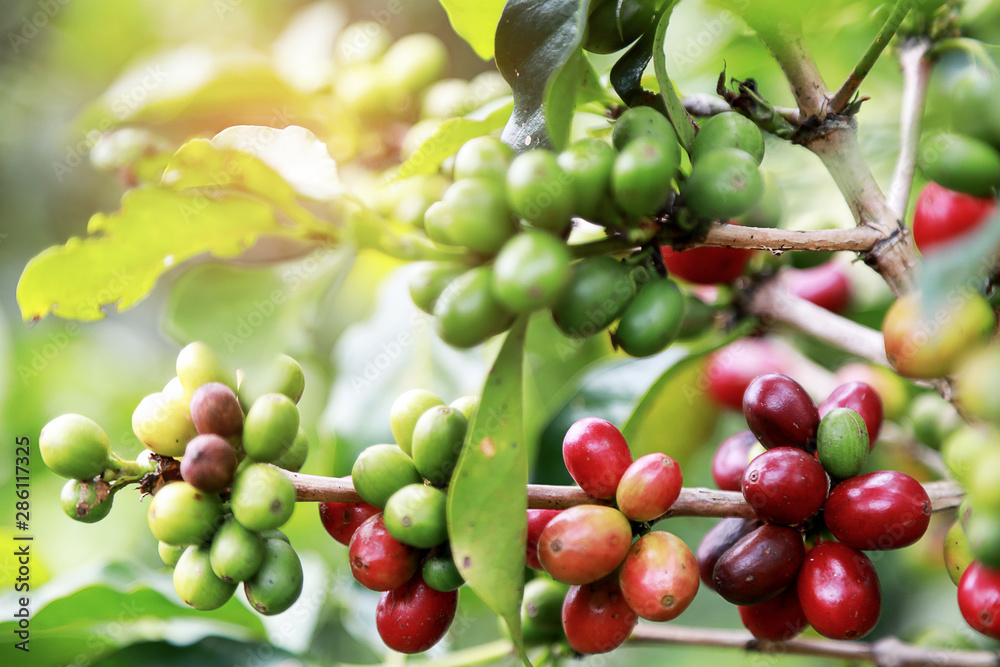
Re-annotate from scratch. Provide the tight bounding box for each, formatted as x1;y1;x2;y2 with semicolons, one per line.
174;544;238;610
177;342;234;396
441;178;519;255
612;277;686;357
966;508;1000;569
411;406;468;486
272;428;309;473
238;354;306;411
969;447;1000;513
231;464;296;531
942;425;997;487
159;541;185;568
944;520;973;586
676;294;717;339
352;444;423;508
736;169;783;228
211;516;266;583
611;136;680;217
551;257;634;338
612;106;679;152
384;483;448;549
422;549;465;592
557;139;616;220
40;414;111;481
434;266;516;348
692;112;765;165
685;148;763;220
244;538;304;616
390;390;446;456
423;200;457;245
147;481;223;546
381;33;448;94
243;393;300;463
449;395;480;422
453;136;513;182
909;392;962;450
919;133;1000;197
408;263;466;315
521;577;570;646
506;150;575;234
132;392;198;458
60;478;113;523
816;407;869;479
492;230;573;313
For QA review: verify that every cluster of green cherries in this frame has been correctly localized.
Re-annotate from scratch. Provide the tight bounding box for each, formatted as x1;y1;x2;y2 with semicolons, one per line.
40;343;311;615
406;103;766;356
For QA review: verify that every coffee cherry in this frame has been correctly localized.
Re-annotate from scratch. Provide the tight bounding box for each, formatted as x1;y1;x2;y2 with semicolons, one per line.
692;112;765;165
956;346;1000;423
521;577;570;646
352;444;423;509
319;501;380;546
611;136;679;217
237;354;306;409
942;424;996;487
210;516;265;583
434;266;516;348
550;257;634;338
696;517;760;590
411;406;467;487
618;531;699;622
173;544;238;610
230;463;296;532
132;392;198;458
797;541;881;640
505;151;575;234
561;417;632;499
561;575;638;655
408;263;465;315
449;395;478;421
147;481;223;546
685;148;763;220
661;241;754;285
945;520;974;586
421;548;465;592
920;132;1000;197
244;537;304;615
492;230;572;312
953;71;1000;149
615;453;682;522
381;32;447;93
818;381;883;449
676;292;717;338
376;575;459;653
613;277;686;357
712;524;805;606
612;106;678;152
177;341;235;396
40;414;111;481
243;393;300;463
272;427;309;472
704;338;785;410
538;505;632;585
824;470;931;551
965;509;1000;568
557;138;615;220
390;390;446;456
384;483;448;549
743;373;819;451
741;447;828;525
816;408;869;479
711;430;756;491
60;478;113;523
968;447;1000;514
159;541;185;567
526;509;561;570
738;585;807;641
349;513;421;591
958;561;1000;639
441;178;518;254
835;363;908;422
781;262;852;314
180;434;237;493
190;382;243;438
914;182;997;254
453;136;513;182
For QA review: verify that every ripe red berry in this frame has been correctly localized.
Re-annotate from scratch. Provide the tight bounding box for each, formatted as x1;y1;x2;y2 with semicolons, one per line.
661;232;754;284
704;338;786;410
618;531;699;622
819;381;883;449
562;575;638;655
615;453;683;522
696;518;760;590
712;524;805;606
797;541;881;640
912;182;997;254
319;501;380;546
562;418;633;499
743;373;819;451
958;560;1000;640
538;505;632;585
738;584;807;641
526;509;561;570
781;262;852;314
712;430;757;491
376;575;458;654
824;470;931;551
348;514;421;591
741;447;829;525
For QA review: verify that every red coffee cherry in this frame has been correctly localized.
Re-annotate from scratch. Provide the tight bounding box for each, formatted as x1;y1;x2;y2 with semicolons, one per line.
618;531;699;622
741;447;829;526
824;470;931;551
562;418;633;499
743;373;819;451
819;381;883;449
538;505;632;585
712;430;757;491
958;560;1000;639
797;541;881;640
781;262;852;314
704;338;786;410
179;434;238;493
712;524;805;606
696;518;760;590
615;453;682;522
319;501;380;546
738;584;807;641
348;514;421;591
376;574;458;654
526;509;561;570
913;182;997;254
562;574;638;655
661;238;754;285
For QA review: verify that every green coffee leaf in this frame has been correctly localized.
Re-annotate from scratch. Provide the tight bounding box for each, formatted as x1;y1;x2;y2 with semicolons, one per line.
611;16;659;106
918;208;1000;313
652;3;696;152
448;317;529;660
437;0;507;59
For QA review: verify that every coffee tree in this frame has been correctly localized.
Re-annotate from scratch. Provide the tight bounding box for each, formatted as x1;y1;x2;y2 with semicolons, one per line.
12;0;1000;664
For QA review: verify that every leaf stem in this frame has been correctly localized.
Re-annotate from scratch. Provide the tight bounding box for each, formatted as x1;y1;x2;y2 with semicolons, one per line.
888;37;934;218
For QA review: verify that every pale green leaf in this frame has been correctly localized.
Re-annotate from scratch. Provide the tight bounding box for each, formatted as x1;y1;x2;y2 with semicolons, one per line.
437;0;507;60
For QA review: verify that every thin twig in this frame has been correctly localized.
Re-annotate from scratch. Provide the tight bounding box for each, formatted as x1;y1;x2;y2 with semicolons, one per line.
888;38;934;218
688;222;881;253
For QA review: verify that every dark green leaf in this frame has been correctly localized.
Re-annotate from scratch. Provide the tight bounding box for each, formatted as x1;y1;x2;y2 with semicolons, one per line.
610;21;659;106
652;3;696;151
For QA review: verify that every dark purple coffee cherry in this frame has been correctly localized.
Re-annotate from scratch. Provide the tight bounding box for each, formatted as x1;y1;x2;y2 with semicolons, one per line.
712;524;805;606
743;374;820;451
190;382;244;438
180;434;238;493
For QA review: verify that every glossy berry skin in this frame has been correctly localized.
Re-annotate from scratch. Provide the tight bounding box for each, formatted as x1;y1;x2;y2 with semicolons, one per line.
376;575;458;654
351;444;423;509
712;524;805;606
691;112;765;165
538;505;632;585
958;561;1000;639
348;514;421;592
712;430;757;491
243;537;303;616
551;256;634;338
815;408;869;480
613;278;686;357
615;453;682;522
743;374;819;451
492;230;572;313
797;541;881;640
230;464;295;531
562;418;633;499
383;483;448;549
147;482;223;547
913;182;997;254
611;136;679;217
526;509;561;570
824;471;931;551
190;382;244;437
685;148;763;220
521;577;570;646
40;414;111;481
696;518;760;590
661;242;753;285
562;575;638;655
505;150;574;234
618;532;699;622
242;393;299;463
180;434;237;493
738;585;808;641
318;501;380;546
741;447;829;525
704;338;785;410
819;381;883;449
173;544;238;611
433;266;516;349
781;263;851;314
